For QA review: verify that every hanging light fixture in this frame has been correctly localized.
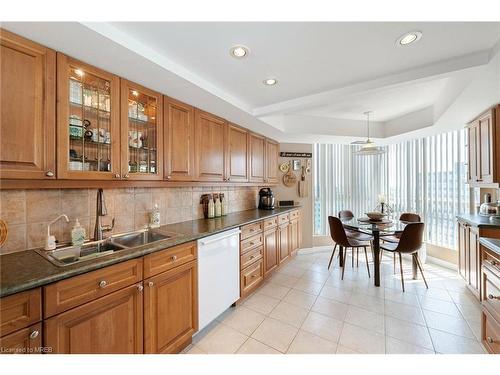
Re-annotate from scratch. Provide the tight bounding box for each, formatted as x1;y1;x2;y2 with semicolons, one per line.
352;111;386;156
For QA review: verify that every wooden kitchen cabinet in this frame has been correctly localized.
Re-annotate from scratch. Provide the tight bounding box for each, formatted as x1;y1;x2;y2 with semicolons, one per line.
278;223;290;263
44;283;144;354
0;29;56;180
457;219;500;299
290;218;299;255
164;97;195;181
249;133;265;183
57;53;121;180
467;106;499;185
263;228;279;276
194;109;226;182
265;138;279;183
120;79;163;180
144;260;198;354
480;244;500;353
225;123;249;182
0;323;42;354
0;288;41;337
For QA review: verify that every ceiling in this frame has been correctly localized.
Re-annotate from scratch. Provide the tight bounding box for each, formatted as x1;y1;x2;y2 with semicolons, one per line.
3;22;500;144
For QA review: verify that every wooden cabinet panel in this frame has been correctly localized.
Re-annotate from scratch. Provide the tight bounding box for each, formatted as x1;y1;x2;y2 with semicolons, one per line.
164;97;195;181
290;218;299;254
478;112;493;183
249;133;265;182
240;246;263;270
263;217;278;230
194;109;226;181
0;323;42;354
120;79;163;180
458;221;468;281
44;258;143;317
143;241;197;279
0;288;41;337
240;259;264;297
278;213;290;225
144;261;197;354
44;284;143;354
467;124;478;183
56;53;121;180
278;224;290;263
265;139;279;183
263;228;278;276
226;123;249;182
0;29;56;179
469;226;479;295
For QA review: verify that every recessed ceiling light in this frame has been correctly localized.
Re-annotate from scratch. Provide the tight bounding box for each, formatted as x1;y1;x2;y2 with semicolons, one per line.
230;45;249;58
396;31;422;46
263;78;277;86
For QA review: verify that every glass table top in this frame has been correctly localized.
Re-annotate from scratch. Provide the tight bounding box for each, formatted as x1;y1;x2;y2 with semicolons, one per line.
341;217;409;234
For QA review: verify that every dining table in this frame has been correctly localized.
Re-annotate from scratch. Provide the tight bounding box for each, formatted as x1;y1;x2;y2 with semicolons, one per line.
340;217;419;287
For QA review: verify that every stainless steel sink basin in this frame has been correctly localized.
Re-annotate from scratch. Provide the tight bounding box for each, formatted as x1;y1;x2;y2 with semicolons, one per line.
36;229;178;267
111;230;173;248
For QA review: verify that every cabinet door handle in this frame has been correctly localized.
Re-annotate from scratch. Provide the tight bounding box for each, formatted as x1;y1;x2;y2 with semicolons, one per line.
488;294;499;300
251;274;257;278
29;330;39;340
98;280;107;288
166;175;171;180
171;255;178;262
114;173;121;179
249;242;255;246
45;171;54;177
124;174;130;179
249;255;255;260
137;284;144;292
148;281;154;287
486;336;494;344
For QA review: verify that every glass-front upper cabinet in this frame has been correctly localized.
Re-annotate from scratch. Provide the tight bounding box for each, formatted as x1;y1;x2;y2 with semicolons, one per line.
120;80;163;180
57;53;121;179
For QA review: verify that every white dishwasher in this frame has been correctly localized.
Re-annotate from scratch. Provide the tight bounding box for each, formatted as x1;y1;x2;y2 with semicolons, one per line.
197;228;240;331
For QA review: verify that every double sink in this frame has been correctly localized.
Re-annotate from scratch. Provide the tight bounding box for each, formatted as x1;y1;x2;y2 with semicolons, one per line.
36;229;178;267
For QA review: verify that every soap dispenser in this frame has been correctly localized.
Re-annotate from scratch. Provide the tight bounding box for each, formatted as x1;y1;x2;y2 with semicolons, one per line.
71;218;86;246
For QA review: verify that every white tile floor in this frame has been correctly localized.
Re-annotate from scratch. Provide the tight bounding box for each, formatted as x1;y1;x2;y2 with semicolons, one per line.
183;246;487;354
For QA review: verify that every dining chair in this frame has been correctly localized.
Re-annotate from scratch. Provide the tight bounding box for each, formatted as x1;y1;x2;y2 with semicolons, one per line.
379;222;427;292
337;210;374;266
327;216;371;279
380;212;421;273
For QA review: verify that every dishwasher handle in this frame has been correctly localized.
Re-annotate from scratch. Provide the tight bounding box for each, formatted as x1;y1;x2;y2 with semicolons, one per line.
199;230;241;246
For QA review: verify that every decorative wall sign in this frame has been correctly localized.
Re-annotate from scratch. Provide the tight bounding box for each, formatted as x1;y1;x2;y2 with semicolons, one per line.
292;160;301;171
279;152;312;158
279;161;290;173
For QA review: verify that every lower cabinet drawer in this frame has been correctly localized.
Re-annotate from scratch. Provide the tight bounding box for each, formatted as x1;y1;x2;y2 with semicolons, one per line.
144;241;197;278
240;259;264;296
44;258;143;317
263;217;277;230
278;214;290;225
289;210;300;220
240;246;263;269
482;308;500;354
240;233;263;254
0;288;41;337
241;222;263;240
0;323;42;354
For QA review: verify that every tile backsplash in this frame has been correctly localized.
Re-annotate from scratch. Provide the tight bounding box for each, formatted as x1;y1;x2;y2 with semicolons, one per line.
0;186;259;254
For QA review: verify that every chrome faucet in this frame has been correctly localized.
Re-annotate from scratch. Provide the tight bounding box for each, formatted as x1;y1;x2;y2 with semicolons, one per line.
93;188;115;241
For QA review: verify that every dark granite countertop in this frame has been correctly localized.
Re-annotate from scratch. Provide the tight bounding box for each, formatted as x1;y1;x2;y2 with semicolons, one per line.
478;237;500;257
456;213;500;228
0;207;299;298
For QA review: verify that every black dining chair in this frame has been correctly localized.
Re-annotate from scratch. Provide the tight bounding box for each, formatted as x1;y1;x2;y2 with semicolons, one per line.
379;222;427;292
328;216;371;279
380;212;421;273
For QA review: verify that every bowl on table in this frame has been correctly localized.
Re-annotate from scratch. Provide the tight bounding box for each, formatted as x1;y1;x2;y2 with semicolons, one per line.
365;211;386;221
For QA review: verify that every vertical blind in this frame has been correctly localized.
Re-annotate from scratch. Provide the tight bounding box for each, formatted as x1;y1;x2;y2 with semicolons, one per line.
314;128;469;249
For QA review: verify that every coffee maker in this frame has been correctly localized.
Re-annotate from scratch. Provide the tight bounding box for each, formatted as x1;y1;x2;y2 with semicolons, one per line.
258;188;275;210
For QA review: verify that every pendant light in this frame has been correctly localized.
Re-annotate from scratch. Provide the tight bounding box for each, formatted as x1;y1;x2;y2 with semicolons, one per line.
352;111;386;156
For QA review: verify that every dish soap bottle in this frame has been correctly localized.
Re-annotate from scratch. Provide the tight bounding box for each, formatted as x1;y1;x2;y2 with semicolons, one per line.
71;218;86;246
150;203;160;228
207;194;215;219
214;193;222;217
220;193;227;216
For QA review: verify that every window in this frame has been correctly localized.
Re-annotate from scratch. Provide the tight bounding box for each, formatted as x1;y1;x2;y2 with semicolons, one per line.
314;129;469;249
